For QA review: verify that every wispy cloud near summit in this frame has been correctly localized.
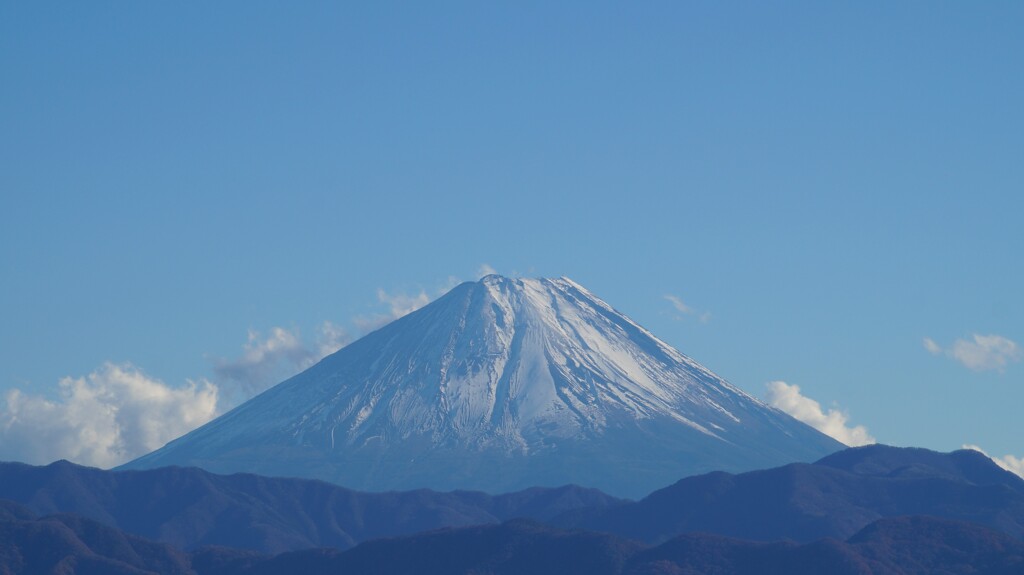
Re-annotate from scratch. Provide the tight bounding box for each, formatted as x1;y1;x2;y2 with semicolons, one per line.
213;322;349;401
477;263;498;278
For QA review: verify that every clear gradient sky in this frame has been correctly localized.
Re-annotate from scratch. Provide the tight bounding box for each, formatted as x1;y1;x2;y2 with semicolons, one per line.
1;2;1022;469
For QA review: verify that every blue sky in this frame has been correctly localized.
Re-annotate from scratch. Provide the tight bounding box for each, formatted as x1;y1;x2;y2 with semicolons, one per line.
1;2;1022;470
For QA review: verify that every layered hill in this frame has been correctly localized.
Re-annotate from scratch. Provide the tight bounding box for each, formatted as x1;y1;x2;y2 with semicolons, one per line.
4;501;1023;575
0;500;194;575
123;275;841;497
559;444;1024;543
0;460;619;554
7;446;1023;557
2;446;1023;573
7;508;1020;575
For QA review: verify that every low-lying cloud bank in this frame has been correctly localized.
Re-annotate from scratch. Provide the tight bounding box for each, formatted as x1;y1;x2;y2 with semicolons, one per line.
0;363;218;468
0;322;353;469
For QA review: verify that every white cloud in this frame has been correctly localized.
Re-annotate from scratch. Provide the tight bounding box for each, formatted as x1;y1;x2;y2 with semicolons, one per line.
664;293;711;323
213;323;350;401
664;294;693;314
0;363;218;468
995;454;1024;479
354;287;434;333
951;335;1021;371
0;321;353;469
924;334;1022;372
316;321;349;359
962;444;1024;479
213;327;311;399
352;314;391;333
477;264;498;278
377;288;430;318
440;275;462;293
765;381;875;447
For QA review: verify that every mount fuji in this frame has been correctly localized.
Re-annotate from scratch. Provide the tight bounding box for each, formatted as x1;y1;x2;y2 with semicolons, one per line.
123;275;842;497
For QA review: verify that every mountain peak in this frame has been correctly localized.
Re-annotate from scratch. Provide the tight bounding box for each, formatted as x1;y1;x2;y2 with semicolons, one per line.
478;272;509;283
475;275;592;297
124;276;842;497
816;444;1024;488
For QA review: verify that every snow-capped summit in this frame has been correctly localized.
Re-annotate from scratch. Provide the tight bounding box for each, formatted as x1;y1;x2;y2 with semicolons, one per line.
123;275;842;497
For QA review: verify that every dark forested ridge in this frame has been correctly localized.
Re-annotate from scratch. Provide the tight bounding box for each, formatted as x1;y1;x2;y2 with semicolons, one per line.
2;445;1023;573
557;444;1024;543
2;503;1022;575
0;460;620;554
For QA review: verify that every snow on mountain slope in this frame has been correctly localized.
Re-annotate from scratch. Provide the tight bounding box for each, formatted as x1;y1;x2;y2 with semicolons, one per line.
123;276;843;498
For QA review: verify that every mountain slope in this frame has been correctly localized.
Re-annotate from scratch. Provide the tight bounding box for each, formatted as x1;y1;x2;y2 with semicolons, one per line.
625;516;1024;575
0;500;194;575
5;500;1022;575
558;444;1024;543
193;517;1024;575
0;460;620;554
124;275;841;497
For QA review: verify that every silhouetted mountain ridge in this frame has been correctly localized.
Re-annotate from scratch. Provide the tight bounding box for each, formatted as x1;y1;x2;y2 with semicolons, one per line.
11;505;1018;575
2;445;1024;573
818;445;1024;488
625;515;1024;575
0;459;621;554
0;499;194;575
556;444;1024;543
